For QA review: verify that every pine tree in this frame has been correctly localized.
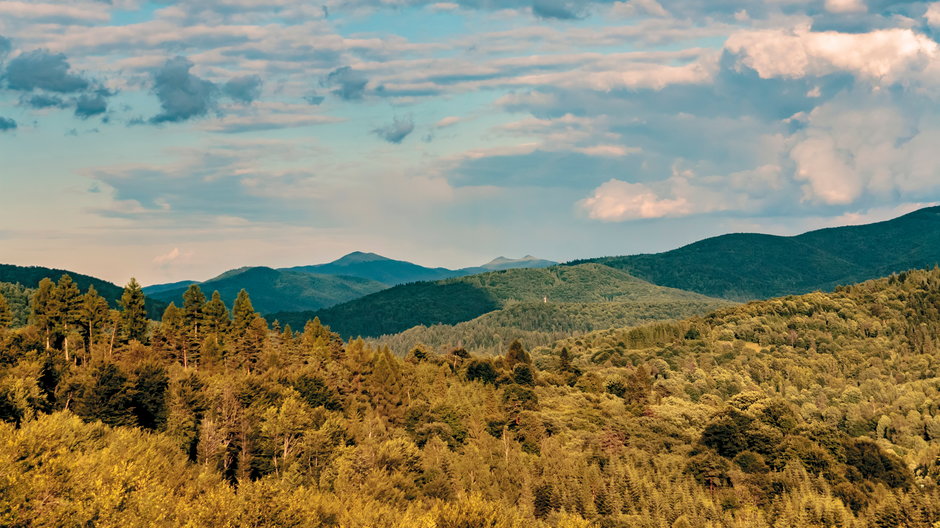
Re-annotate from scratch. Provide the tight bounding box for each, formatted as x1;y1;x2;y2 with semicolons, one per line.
203;290;230;339
55;275;83;362
31;278;57;349
505;339;531;370
182;284;206;367
231;289;255;335
156;303;184;362
119;278;148;343
0;292;12;329
80;285;110;362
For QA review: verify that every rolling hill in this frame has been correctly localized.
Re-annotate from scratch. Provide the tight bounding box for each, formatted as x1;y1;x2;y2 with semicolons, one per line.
280;251;558;285
581;205;940;301
149;266;387;314
280;251;457;285
0;264;165;319
269;263;727;337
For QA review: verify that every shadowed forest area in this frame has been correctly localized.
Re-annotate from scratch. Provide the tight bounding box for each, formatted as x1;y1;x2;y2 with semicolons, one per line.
3;269;940;526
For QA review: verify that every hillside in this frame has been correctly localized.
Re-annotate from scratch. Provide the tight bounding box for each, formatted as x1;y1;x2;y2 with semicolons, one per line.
583;205;940;300
150;266;387;314
271;263;725;337
0;264;165;319
281;251;456;285
282;251;557;285
4;268;940;526
376;298;732;356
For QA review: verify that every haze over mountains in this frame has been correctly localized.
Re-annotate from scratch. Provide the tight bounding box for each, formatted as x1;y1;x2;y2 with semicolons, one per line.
6;206;940;342
143;252;559;314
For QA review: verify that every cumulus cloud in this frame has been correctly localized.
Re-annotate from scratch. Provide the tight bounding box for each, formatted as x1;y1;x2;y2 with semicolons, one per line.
579;179;693;221
824;0;866;14
150;56;218;124
75;93;108;119
5;49;90;92
532;0;586;19
0;117;16;131
373;115;415;143
222;74;263;104
153;247;194;266
20;93;67;109
324;66;368;100
725;27;937;84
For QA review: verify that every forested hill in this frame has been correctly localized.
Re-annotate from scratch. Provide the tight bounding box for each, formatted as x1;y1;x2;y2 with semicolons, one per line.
582;205;940;300
270;263;726;338
149;266;387;314
281;251;458;285
0;264;165;318
5;267;940;525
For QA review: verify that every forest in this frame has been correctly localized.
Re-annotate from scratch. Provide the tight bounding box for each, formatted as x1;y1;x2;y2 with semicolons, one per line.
3;269;940;526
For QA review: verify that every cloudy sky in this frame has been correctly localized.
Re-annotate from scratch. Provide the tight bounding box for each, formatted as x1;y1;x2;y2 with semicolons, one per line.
2;0;940;285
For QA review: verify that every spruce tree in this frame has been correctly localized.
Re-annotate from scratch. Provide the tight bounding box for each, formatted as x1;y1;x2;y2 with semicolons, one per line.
119;278;148;343
30;278;57;349
0;292;12;329
80;285;110;361
55;275;83;361
182;284;206;366
203;290;229;338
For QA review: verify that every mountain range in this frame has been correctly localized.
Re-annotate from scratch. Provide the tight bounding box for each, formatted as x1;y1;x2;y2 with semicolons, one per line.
270;263;728;338
146;252;559;313
580;205;940;301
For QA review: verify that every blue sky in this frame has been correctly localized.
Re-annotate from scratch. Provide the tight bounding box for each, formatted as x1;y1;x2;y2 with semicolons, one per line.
2;0;940;285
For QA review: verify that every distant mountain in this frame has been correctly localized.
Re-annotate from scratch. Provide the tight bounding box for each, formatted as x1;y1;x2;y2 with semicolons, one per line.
269;263;727;338
460;255;558;274
0;264;166;319
580;205;940;301
149;267;387;314
281;252;457;285
142;280;198;296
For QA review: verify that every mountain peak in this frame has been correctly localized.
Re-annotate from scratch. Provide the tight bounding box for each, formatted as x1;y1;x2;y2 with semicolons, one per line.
479;255;557;271
331;251;392;265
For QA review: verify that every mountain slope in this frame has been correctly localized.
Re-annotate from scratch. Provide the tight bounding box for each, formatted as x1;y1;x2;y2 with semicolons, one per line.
270;263;726;337
0;264;165;319
281;252;458;285
150;267;387;314
583;205;940;301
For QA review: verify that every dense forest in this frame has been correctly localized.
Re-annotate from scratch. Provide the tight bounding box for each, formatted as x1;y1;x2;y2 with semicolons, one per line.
273;264;724;338
3;267;940;526
581;205;940;300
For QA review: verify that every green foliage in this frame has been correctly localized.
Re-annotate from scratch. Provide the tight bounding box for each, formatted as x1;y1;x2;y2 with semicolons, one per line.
584;205;940;300
4;267;940;526
119;278;148;343
277;264;729;339
151;266;388;314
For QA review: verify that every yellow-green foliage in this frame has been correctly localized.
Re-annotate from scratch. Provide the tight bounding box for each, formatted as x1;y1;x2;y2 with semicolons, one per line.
4;269;940;526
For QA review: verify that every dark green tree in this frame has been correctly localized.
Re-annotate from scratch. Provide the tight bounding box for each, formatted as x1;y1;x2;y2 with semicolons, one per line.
54;275;83;362
73;363;138;427
182;284;206;367
0;292;11;329
203;290;230;339
79;285;110;360
119;278;148;343
30;278;57;349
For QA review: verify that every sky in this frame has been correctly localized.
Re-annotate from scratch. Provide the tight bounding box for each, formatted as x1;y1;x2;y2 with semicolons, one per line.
2;0;940;286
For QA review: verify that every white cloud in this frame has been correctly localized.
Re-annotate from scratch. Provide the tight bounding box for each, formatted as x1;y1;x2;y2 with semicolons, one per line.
579;179;693;221
153;247;194;265
435;116;461;128
824;0;866;14
726;27;937;83
927;3;940;27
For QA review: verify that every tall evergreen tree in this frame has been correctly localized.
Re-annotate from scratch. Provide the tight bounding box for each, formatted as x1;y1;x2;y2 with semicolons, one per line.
30;278;57;350
231;289;255;335
181;284;206;367
203;290;230;339
55;275;83;362
0;292;11;329
119;278;148;343
80;285;110;362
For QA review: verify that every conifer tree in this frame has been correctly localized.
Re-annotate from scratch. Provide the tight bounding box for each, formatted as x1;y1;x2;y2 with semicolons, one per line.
505;339;531;370
55;275;83;362
182;284;206;366
31;278;57;349
203;290;229;339
0;292;12;329
231;289;255;335
80;285;110;361
119;278;148;343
